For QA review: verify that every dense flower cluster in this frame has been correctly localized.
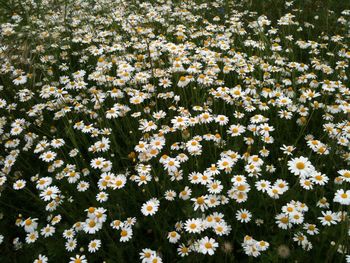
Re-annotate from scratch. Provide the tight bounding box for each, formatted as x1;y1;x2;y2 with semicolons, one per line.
0;0;350;262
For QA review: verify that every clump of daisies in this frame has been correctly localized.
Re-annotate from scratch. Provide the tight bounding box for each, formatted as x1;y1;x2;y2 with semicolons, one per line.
0;0;350;262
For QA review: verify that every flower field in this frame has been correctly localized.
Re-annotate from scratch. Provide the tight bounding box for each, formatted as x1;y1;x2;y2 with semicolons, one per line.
0;0;350;262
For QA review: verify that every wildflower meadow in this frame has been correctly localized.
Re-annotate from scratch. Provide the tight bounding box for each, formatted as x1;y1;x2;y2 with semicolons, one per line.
0;0;350;262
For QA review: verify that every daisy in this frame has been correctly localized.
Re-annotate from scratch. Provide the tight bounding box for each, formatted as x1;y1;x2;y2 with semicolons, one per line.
255;180;271;192
207;195;221;208
217;158;234;172
112;174;127;189
110;220;123;230
198;236;218;255
242;242;260;257
282;203;297;214
275;213;292;229
150;138;165;150
139;119;157;132
22;218;38;233
94;207;107;223
39;151;57;162
334;176;344;185
318;211;340;226
10;126;23;135
53;160;64;168
34;255;48;263
317;197;330;208
77;181;90;192
213;222;230;236
204;214;216;228
184;218;203;234
177;153;189;162
135;141;147;152
293;232;308;246
229;191;248;203
25;231;39;244
171;116;188;129
333;189;350;205
163;158;180;173
0;99;7;108
134;174;152;186
199;172;213;185
120;227;133;242
227;124;246;136
215;115;229;125
51;215;62;225
140;248;156;263
289;211;304;224
159;78;172;88
13;75;27;85
96;192;108;202
124;217;137;227
41;224;55;237
66;171;80;183
267;187;282;199
177;76;189;88
177;244;190;257
83;218;102;234
265;164;275;173
63;229;75;239
207;180;223;194
73;221;83;232
175;221;183;231
232;175;247;186
256;240;270;251
69;149;79;157
245;162;261;176
13;179;26;190
164;190;177;201
186;139;202;155
40;186;60;201
167;231;181;243
149;255;162;263
95;137;110;152
303;223;319;235
258;123;275;136
179;186;192;200
300;178;314;190
248;155;263;166
189;172;202;184
288;156;313;177
141;198;160;216
311;172;329;185
234;183;251;193
69;255;87;263
191;195;208;211
236;209;252;223
51;138;65;148
199;112;213;124
90;157;106;169
338;170;350;183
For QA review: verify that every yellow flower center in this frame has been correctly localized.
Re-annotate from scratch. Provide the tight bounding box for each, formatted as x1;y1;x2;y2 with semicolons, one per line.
324;215;332;221
296;162;305;170
205;242;213;249
89;220;96;227
197;197;204;205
